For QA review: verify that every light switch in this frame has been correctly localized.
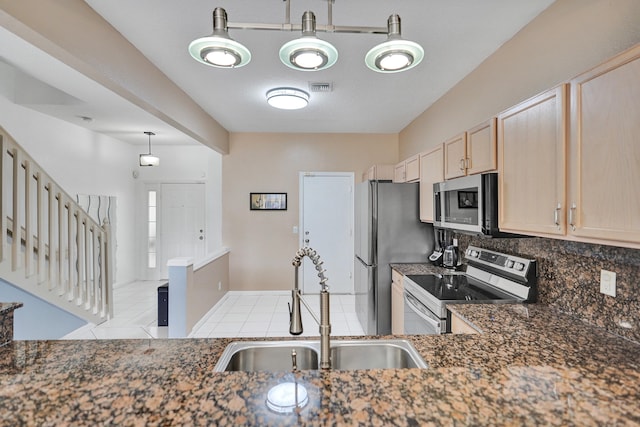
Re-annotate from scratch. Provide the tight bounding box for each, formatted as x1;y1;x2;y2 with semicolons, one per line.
600;269;616;297
293;226;298;234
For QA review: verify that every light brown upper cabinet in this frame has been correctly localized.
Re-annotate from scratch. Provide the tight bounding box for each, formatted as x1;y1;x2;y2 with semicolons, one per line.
419;144;444;222
393;162;406;183
444;120;497;180
364;164;394;182
497;85;568;237
466;118;497;175
443;132;468;179
568;44;640;246
394;154;420;183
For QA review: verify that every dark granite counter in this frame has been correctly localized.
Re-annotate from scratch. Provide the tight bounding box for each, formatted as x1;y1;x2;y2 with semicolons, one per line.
1;298;639;425
0;303;22;347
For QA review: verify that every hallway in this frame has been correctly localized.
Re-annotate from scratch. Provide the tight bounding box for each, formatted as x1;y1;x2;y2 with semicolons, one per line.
62;281;365;340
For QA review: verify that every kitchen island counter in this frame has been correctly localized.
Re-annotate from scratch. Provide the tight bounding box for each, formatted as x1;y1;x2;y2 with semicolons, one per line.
1;301;639;426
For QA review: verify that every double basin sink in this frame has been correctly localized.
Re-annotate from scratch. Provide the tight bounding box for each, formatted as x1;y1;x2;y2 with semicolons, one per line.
214;339;427;372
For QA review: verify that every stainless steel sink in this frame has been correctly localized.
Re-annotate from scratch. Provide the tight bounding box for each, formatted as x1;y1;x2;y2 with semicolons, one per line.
213;339;427;372
330;340;427;370
216;341;319;372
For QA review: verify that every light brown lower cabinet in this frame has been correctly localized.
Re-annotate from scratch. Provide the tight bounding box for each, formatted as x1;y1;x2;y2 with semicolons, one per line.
449;311;478;334
391;269;404;335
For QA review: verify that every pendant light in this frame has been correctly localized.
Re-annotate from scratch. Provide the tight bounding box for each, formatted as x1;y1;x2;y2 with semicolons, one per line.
365;15;424;73
188;8;251;68
279;11;338;71
139;132;159;167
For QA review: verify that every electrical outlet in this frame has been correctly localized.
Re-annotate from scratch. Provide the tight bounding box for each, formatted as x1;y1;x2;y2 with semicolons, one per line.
600;269;616;297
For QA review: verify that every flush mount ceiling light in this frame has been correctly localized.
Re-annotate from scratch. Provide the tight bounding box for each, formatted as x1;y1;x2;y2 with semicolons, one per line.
188;7;251;68
189;0;423;73
139;131;159;167
365;14;424;73
266;88;310;110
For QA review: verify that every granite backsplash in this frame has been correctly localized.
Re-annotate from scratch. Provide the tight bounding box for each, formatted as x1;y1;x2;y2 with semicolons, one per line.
454;234;640;344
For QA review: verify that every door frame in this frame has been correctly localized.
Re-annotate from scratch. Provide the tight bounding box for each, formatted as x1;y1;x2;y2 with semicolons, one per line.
139;180;206;281
299;171;355;294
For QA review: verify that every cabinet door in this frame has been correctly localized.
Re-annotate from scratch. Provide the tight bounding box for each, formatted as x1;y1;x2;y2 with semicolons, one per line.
419;145;444;222
569;45;640;245
443;132;467;179
498;85;568;236
405;154;420;182
391;270;404;335
466;118;497;175
393;162;406;183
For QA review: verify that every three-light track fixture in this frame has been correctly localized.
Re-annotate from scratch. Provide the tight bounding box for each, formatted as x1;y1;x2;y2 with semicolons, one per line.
188;0;423;73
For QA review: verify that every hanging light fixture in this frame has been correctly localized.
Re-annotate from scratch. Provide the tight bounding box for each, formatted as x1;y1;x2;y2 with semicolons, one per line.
279;11;338;71
365;15;424;73
188;8;251;68
188;1;423;73
139;132;160;167
266;88;310;110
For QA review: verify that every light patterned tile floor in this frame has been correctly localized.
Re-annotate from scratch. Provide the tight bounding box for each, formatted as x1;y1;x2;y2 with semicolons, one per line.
62;281;364;340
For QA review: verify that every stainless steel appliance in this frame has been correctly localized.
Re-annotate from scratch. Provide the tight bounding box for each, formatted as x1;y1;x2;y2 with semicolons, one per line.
355;180;433;335
433;172;510;237
403;245;537;334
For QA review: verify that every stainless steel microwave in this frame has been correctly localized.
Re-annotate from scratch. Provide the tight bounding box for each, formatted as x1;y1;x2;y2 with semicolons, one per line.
433;173;506;236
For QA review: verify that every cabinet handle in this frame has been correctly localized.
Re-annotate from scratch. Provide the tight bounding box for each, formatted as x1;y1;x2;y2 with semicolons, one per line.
569;203;577;231
465;158;470;169
459;158;465;171
554;204;561;228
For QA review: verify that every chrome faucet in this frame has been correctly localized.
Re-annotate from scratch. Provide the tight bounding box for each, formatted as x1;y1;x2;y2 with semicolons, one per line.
289;247;331;369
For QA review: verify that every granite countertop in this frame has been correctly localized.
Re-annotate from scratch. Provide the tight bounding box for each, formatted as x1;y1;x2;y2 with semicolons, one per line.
1;289;639;425
0;303;23;315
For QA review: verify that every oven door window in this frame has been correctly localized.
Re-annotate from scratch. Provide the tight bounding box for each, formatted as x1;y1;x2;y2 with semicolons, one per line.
443;187;479;227
403;291;444;335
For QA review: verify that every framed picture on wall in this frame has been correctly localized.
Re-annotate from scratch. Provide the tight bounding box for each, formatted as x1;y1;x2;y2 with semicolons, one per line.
250;193;287;210
458;191;478;209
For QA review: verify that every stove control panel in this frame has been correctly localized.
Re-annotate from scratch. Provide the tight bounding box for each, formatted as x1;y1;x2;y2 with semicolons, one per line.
465;245;535;280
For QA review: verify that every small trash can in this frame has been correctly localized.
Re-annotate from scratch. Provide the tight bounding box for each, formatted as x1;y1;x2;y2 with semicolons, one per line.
157;283;169;326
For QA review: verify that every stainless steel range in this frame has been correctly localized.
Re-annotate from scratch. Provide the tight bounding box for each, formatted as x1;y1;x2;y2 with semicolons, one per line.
403;245;537;334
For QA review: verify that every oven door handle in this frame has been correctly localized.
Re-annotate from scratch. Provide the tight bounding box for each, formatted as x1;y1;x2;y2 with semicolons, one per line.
404;292;442;330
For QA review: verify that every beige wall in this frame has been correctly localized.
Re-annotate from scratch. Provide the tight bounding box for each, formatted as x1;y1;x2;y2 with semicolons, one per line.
400;0;640;158
223;132;398;291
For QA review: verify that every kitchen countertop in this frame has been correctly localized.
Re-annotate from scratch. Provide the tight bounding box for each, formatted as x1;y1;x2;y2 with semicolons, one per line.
2;291;639;425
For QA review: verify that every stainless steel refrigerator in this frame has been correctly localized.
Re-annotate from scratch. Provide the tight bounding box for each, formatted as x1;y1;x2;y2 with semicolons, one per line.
354;180;434;335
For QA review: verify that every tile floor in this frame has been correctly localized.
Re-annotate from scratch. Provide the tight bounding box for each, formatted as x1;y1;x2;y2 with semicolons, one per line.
62;280;365;340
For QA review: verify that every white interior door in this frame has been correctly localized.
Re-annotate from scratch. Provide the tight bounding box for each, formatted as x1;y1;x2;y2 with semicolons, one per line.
300;173;354;294
160;183;205;278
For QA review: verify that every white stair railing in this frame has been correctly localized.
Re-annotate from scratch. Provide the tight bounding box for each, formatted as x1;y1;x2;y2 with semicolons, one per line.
0;127;113;324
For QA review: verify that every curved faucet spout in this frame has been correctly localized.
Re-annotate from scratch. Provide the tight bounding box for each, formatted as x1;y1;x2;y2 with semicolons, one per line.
289;246;332;369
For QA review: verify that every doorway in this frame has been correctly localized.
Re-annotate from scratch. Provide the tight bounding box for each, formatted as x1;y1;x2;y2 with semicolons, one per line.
299;172;354;294
141;183;206;280
160;183;206;278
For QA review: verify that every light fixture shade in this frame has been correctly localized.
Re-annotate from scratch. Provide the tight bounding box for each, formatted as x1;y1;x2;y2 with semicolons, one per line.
279;11;338;71
188;8;251;68
139;154;160;167
365;14;424;73
365;39;424;73
266;88;310;110
279;37;338;71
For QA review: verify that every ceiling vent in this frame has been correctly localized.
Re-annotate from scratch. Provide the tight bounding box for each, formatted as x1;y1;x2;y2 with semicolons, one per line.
309;82;333;93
